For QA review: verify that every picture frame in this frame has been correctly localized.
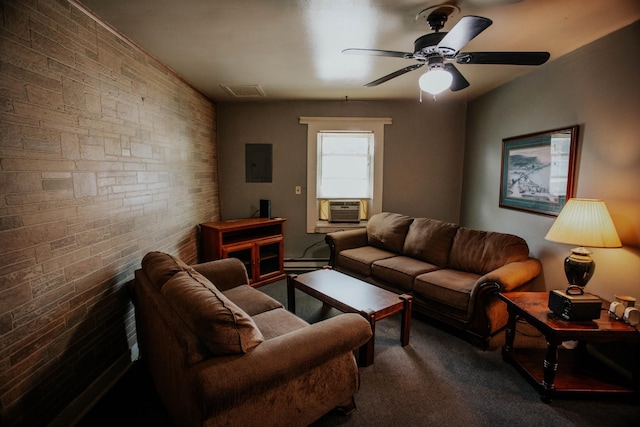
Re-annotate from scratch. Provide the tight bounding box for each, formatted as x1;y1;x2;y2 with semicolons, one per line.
499;125;579;216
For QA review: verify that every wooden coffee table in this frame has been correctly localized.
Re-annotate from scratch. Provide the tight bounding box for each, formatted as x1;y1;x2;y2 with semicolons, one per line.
287;268;412;366
499;291;639;403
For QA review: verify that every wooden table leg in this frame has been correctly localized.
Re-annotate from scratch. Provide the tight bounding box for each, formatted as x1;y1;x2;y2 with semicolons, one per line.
541;338;560;403
502;306;517;360
399;294;412;346
286;274;297;313
358;309;376;366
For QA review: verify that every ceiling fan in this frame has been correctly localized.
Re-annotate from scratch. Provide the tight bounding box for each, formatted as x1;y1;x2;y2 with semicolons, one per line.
343;5;550;95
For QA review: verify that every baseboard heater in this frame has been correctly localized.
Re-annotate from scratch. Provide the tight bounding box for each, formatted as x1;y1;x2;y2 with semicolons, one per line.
284;258;329;272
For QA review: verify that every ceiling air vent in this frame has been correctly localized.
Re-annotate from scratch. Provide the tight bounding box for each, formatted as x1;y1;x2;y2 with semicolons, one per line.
221;84;266;98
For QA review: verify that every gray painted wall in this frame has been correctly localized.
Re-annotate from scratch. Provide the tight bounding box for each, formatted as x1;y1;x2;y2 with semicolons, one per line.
218;100;466;259
462;21;640;301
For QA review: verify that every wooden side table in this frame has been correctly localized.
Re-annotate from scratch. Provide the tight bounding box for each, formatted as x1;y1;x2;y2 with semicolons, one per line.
499;292;639;403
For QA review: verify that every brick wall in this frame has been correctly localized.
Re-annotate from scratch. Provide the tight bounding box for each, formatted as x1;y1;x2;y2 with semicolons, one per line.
0;0;219;425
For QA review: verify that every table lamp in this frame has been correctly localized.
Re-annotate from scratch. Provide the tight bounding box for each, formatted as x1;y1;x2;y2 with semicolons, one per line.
544;198;621;295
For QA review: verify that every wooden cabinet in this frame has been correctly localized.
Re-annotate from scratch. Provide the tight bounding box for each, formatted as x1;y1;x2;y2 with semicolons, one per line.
200;218;286;287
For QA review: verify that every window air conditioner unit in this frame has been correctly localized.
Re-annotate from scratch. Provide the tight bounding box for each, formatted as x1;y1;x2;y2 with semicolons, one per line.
328;200;360;223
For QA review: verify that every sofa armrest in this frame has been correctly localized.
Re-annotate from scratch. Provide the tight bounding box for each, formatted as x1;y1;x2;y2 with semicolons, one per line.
191;258;250;291
195;313;372;414
475;257;542;292
325;228;368;267
465;257;542;347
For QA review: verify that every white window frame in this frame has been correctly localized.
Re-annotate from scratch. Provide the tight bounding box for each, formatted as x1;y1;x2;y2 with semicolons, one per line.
299;117;392;233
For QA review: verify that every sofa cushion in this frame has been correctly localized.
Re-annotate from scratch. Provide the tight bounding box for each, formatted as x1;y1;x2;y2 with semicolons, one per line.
141;251;190;290
161;270;264;355
337;246;397;277
413;269;481;313
371;256;440;292
447;227;530;275
402;218;459;267
223;285;284;316
366;212;414;253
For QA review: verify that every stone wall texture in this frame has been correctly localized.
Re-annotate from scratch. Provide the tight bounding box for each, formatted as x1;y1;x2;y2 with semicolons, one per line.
0;0;220;425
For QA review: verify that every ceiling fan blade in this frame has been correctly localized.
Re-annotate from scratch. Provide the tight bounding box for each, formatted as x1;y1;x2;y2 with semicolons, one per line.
364;63;425;87
444;64;470;92
456;52;551;65
342;48;413;59
455;51;550;65
437;16;492;55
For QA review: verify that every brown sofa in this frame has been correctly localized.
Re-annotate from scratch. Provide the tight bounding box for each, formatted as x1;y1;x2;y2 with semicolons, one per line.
132;251;372;427
325;213;542;347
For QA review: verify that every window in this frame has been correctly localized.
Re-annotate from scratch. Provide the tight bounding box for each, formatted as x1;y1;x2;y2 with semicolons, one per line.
317;132;372;221
318;132;372;199
300;117;392;233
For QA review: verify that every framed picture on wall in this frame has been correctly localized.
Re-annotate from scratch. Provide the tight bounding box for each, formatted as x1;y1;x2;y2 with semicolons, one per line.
499;125;579;216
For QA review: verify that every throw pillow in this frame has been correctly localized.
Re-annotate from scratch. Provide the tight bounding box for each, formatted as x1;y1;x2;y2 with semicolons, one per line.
161;270;264;355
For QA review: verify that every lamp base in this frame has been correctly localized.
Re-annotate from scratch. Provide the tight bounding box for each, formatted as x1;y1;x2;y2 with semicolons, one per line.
564;247;595;289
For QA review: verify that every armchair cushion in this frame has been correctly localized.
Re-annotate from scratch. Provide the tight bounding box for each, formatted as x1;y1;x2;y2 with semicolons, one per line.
141;251;190;290
161;270;264;355
251;308;310;340
223;285;284;316
192;257;250;292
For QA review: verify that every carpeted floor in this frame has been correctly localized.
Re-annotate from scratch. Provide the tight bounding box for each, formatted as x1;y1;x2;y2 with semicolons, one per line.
77;279;640;426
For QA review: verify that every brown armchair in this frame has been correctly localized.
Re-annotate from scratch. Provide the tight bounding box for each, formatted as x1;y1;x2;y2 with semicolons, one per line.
133;252;372;426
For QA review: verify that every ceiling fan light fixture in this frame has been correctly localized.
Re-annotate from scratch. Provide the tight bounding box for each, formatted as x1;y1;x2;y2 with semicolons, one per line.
345;12;548;94
418;68;452;95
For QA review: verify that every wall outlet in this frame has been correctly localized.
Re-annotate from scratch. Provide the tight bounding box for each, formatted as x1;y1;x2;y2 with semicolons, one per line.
295;185;301;195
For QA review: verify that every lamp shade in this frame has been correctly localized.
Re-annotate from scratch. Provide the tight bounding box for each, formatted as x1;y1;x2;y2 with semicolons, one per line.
418;69;452;95
544;198;621;248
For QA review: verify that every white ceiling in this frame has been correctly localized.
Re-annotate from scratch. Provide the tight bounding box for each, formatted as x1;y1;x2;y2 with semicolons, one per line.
76;0;640;103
